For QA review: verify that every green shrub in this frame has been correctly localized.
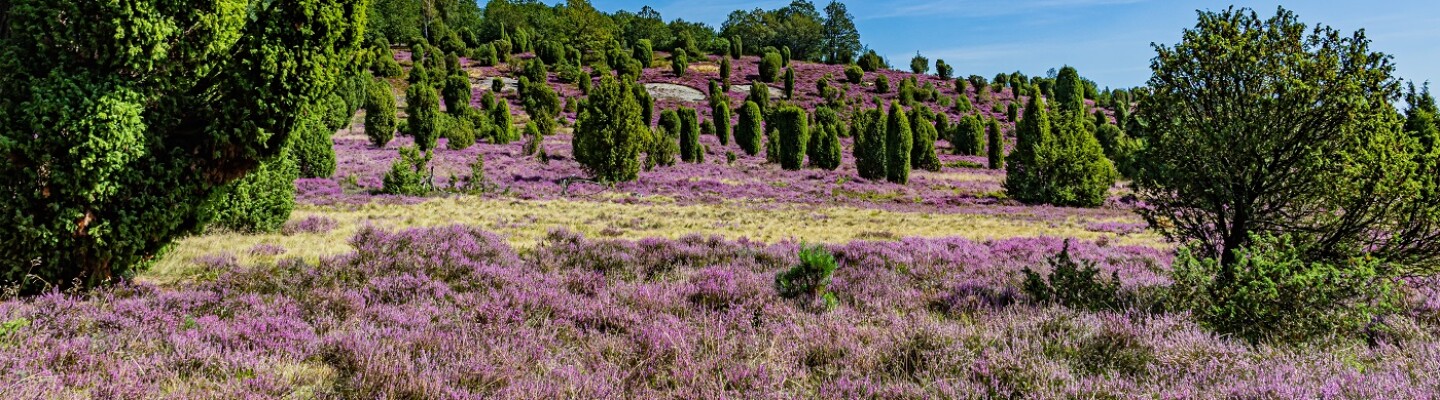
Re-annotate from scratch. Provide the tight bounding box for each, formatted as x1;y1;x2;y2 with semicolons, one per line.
1022;241;1124;311
935;59;953;80
760;52;783;83
442;75;472;116
1005;94;1116;207
844;65;864;84
679;107;703;163
953;94;972;113
1169;235;1398;344
488;99;516;144
783;68;796;99
773;105;810;170
885;101;912;184
952;115;985;156
857;49;885;72
646;125;678;170
292;108;336;179
712;98;732;146
909;109;941;172
875;75;890;94
372;46;404;78
781;46;792;66
910;52;929;74
671;49;689;77
442;114;476;150
954;78;967;94
573;76;647;182
381;146;433;196
808;122;842;170
854;108;888;180
522;121;543;156
405;83;442;151
730;35;743;59
987;118;1004;169
719;57;732;92
365;79;398;147
736;101;765;156
208;145;298;233
775;245;840;310
748;81;770;112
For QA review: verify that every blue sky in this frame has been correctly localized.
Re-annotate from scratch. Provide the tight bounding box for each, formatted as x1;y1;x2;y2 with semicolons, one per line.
585;0;1440;89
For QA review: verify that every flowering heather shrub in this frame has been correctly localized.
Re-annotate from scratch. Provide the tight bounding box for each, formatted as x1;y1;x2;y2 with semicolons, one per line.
247;243;288;257
281;215;339;236
4;226;1438;397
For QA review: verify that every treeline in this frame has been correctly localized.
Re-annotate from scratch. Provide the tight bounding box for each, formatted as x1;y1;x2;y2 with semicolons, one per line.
363;0;864;65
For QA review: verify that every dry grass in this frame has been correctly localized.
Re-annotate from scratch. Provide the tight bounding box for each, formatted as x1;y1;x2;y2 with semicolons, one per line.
144;196;1162;283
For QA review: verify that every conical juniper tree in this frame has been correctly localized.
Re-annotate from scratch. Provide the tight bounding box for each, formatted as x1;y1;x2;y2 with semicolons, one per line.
573;75;647;182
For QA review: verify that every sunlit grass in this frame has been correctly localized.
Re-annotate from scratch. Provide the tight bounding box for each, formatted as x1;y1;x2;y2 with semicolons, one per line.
145;196;1163;284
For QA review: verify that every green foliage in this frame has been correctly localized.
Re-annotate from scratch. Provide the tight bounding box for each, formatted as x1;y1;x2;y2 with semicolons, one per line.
875;75;890;94
646;125;679;170
808;121;843;170
442;75;472;117
909;52;929;74
1006;89;1116;207
208;145;298;233
380;146;433;196
293;107;338;179
952;115;985;156
441;114;476;150
935;59;953;80
1133;6;1440;274
522;121;543;156
1169;235;1398;344
371;44;405;78
783;68;796;99
856;49;885;72
897;78;916;106
987;118;1004;170
1007;102;1019;124
760;51;783;83
820;1;861;64
573;76;647;182
781;46;792;67
885;101;913;184
488;99;517;144
844;65;864;84
406;83;442;151
712;98;732;146
671;49;689;77
775;245;840;310
953;93;973;114
365;80;399;147
748;81;770;113
730;35;744;59
773;105;810;170
736;101;765;156
1055;66;1085;114
679;108;703;163
909;109;941;172
719;57;733;92
854;108;888;180
1022;241;1124;311
520;76;561;136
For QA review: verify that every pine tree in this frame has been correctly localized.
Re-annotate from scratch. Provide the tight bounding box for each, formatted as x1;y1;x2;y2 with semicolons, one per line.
885;101;913;184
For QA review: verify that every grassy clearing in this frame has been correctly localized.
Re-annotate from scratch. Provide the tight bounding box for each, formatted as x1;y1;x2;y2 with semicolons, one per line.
146;196;1162;283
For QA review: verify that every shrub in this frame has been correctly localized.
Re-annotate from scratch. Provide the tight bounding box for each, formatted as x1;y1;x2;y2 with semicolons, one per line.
522;121;543;156
520;77;561;136
380;146;433;196
954;78;967;94
372;43;404;78
712;98;732;146
1054;65;1085;114
885;101;912;184
292;108;336;179
442;114;476;150
573;76;647;182
953;94;972;114
775;245;840;310
491;77;504;93
632;39;653;67
465;153;489;192
854;108;888;180
808;122;842;170
442;75;472;117
1005;90;1116;207
759;51;783;82
719;57;732;92
987;118;1004;169
773;105;810;170
488;99;516;144
671;49;689;77
748;81;770;112
736;101;765;156
365;79;398;147
781;46;792;67
679;107;703;163
844;64;864;84
935;59;953;79
1169;235;1398;344
730;35;743;59
1022;241;1124;311
875;75;890;94
857;49;885;72
910;52;929;74
208;146;298;233
967;75;988;91
406;83;442;151
909;109;941;171
952;115;985;156
1007;102;1019;124
646;125;678;170
783;68;796;99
